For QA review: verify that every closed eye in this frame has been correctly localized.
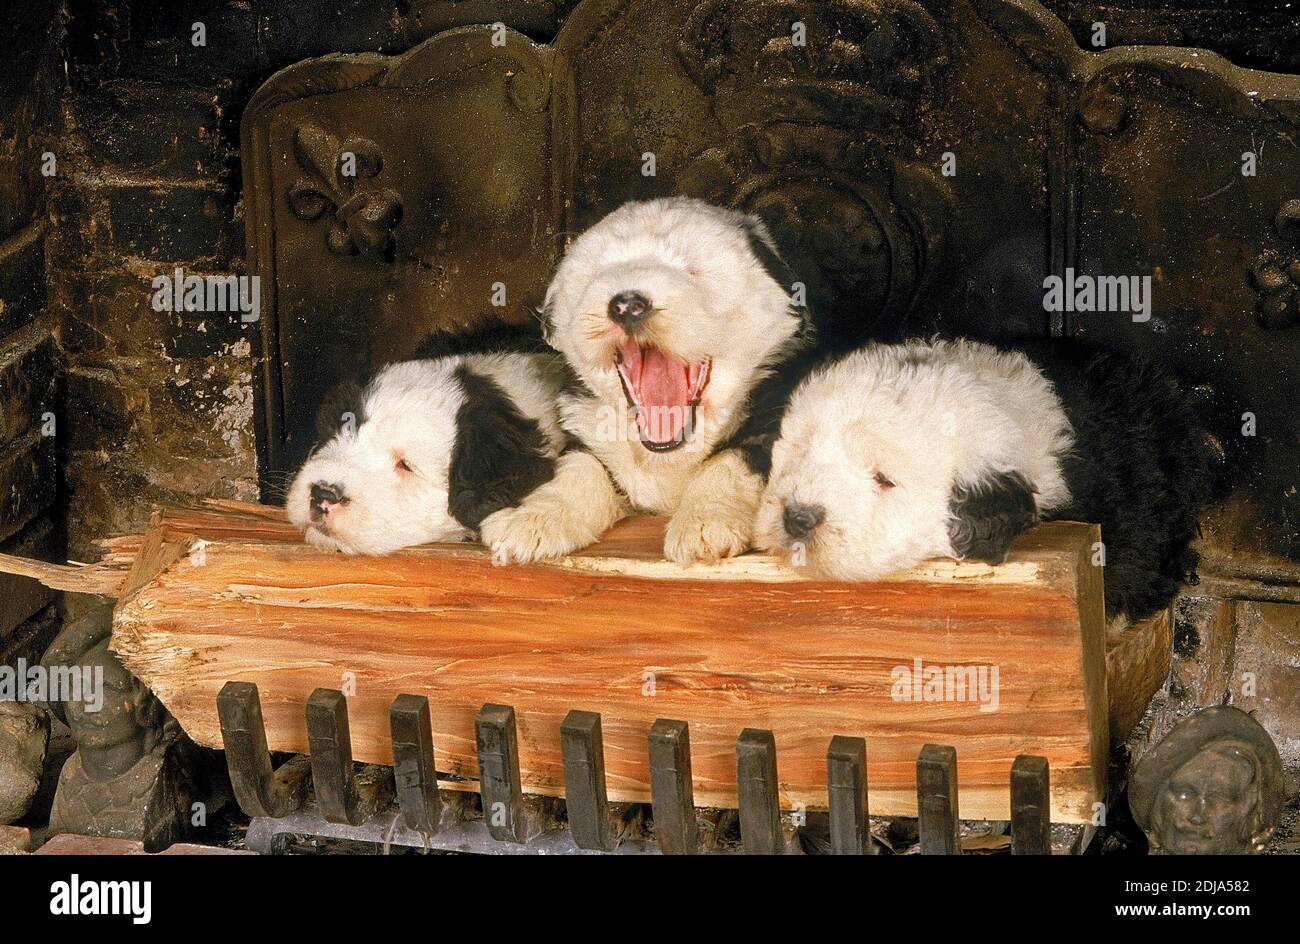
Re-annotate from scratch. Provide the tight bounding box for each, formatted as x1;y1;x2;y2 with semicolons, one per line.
874;470;895;489
395;457;415;474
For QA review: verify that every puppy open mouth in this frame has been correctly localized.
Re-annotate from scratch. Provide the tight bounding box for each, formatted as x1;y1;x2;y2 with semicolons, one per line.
614;339;711;451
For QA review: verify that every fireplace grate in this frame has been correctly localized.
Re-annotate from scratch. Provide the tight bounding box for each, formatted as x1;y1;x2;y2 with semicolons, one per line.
218;681;1057;856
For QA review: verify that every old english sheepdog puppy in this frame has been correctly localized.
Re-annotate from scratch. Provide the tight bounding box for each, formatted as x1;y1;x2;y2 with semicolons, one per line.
481;196;812;564
287;330;565;555
756;337;1218;620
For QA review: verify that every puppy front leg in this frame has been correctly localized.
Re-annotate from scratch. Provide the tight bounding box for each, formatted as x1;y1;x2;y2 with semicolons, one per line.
480;450;628;564
665;449;763;565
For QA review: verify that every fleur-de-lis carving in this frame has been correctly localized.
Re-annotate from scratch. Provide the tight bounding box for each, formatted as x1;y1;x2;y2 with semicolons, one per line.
1249;199;1300;331
287;123;403;259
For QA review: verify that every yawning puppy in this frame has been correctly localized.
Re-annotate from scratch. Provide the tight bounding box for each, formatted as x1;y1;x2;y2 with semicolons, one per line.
480;196;811;564
756;337;1217;620
287;334;565;555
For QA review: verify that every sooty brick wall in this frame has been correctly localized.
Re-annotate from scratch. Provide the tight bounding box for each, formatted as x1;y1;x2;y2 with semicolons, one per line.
0;0;61;660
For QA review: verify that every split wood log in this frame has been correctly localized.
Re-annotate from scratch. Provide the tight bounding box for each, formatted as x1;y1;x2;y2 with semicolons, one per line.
101;501;1110;822
1105;608;1171;741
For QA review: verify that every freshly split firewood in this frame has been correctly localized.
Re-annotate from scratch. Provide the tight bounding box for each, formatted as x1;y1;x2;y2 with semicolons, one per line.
95;500;1112;822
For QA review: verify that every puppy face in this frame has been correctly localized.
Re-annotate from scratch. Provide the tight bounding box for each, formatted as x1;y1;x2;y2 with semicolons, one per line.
543;196;804;452
286;356;559;555
756;362;955;579
756;342;1044;579
287;361;468;554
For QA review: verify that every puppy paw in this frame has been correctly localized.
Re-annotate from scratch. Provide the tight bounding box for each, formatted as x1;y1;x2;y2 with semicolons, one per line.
480;502;592;565
664;504;753;565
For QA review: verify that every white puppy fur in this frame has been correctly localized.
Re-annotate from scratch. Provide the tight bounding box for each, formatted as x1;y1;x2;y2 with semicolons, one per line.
287;351;564;555
486;196;807;565
756;338;1074;579
479;449;630;561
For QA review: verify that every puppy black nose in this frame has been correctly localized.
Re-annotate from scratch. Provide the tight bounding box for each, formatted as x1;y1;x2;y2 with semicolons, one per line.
310;482;345;519
607;291;651;330
782;502;825;540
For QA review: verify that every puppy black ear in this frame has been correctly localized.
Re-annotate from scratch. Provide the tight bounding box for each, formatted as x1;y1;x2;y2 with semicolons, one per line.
412;321;546;360
743;216;797;294
449;367;557;531
743;215;814;345
947;470;1038;565
314;375;370;441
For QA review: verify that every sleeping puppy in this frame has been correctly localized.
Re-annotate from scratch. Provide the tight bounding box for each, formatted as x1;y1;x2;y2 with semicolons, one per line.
755;337;1218;620
286;330;565;555
481;196;812;564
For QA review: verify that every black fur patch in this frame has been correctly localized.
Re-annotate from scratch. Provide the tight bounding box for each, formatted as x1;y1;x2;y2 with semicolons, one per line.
708;222;820;477
314;374;371;442
414;321;548;360
308;323;544;453
744;219;797;293
743;216;815;344
553;356;598;402
717;345;829;477
448;366;557;531
1015;340;1218;620
948;470;1039;565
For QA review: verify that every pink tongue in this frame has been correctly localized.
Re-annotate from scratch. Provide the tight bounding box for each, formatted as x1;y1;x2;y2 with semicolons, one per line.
635;346;691;444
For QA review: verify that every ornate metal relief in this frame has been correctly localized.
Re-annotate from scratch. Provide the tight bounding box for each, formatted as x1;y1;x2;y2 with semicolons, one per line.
1250;200;1300;331
675;0;949;130
241;28;554;473
287;124;402;260
663;0;955;339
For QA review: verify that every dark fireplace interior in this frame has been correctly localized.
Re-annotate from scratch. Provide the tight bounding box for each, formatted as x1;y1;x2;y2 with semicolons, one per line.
0;0;1298;856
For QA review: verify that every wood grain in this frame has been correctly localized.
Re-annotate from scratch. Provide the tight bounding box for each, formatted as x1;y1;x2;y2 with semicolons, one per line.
109;501;1110;822
1105;609;1172;741
0;551;125;596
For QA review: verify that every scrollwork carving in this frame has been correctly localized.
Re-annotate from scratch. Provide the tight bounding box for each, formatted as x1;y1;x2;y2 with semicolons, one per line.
676;0;949;129
1079;77;1128;135
1249;199;1300;331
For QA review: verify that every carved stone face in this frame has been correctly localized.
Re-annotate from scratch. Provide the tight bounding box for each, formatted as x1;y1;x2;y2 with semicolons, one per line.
1151;744;1260;855
1130;705;1283;856
63;641;155;780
